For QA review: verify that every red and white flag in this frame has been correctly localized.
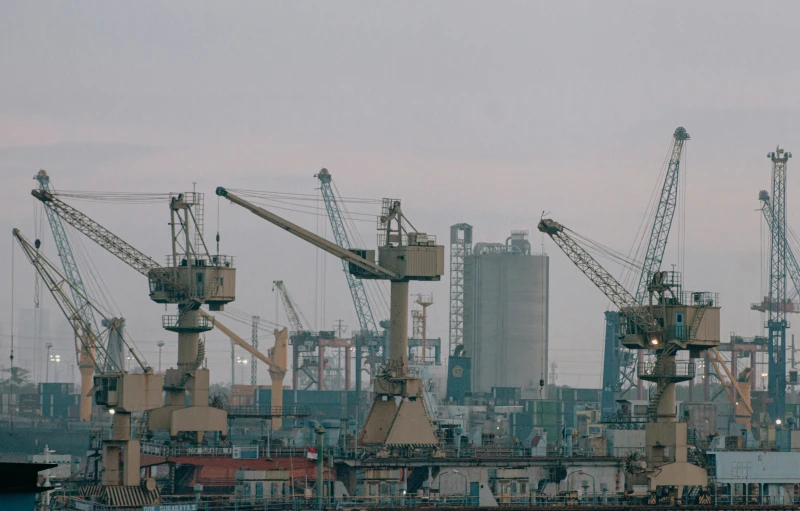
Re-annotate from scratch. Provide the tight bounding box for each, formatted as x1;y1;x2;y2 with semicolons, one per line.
306;447;318;460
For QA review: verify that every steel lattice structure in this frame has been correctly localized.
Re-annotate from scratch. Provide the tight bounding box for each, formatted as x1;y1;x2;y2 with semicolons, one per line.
273;280;308;333
634;127;690;302
316;169;379;335
539;219;662;338
31;190;190;298
766;148;792;420
603;128;689;412
760;191;800;302
34;172;125;370
448;223;472;355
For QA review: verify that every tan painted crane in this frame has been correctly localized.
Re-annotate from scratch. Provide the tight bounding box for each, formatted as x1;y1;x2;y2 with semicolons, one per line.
32;188;235;444
13;228;163;497
539;218;719;496
217;187;444;450
199;310;289;428
706;347;753;428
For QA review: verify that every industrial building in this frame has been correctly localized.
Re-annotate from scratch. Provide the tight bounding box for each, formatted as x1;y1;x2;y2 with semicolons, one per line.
462;230;549;397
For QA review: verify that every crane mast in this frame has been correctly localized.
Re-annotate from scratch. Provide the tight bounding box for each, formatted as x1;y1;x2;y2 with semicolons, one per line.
634;127;690;302
765;148;792;421
603;127;689;416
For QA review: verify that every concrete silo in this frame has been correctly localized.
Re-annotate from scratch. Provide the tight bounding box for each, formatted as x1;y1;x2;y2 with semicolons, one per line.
463;230;549;398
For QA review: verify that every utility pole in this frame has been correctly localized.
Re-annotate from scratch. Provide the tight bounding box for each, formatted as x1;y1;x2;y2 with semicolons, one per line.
157;341;165;373
231;341;235;386
45;343;53;383
333;320;347;389
251;316;259;386
315;424;326;511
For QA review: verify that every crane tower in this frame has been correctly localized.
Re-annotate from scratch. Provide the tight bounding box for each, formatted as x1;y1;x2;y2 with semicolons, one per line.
764;147;792;421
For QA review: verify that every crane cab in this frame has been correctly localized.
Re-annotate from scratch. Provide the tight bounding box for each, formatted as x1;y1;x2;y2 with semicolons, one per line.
148;255;236;310
621;271;720;352
94;373;164;413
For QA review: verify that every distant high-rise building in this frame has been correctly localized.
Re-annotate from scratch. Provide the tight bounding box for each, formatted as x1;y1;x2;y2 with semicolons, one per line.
463;230;548;398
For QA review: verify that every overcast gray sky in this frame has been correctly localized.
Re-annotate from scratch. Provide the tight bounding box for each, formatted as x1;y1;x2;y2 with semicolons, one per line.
2;1;800;388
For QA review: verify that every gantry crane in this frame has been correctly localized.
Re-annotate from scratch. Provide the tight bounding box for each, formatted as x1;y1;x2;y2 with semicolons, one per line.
539;218;718;495
34;170;125;421
273;280;352;390
32;189;235;444
199;310;289;428
217;187;444;449
315;168;385;393
602;128;690;417
272;280;317;389
13;229;163;495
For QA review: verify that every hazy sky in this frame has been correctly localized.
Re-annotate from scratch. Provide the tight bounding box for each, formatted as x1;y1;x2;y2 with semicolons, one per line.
3;1;800;388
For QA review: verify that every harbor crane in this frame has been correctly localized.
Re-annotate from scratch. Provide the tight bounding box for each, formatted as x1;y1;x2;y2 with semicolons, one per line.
217;187;444;449
316;168;386;394
602;127;690;418
35;170;125;421
756;190;800;311
199;310;289;429
273;280;317;389
759;148;792;421
539;217;719;495
273;280;352;390
32;188;235;444
13;228;163;497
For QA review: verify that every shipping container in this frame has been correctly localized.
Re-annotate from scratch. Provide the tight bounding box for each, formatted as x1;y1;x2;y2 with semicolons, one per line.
38;383;74;395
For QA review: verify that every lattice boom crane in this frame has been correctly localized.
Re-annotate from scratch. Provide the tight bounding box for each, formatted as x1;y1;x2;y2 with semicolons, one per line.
315;169;379;334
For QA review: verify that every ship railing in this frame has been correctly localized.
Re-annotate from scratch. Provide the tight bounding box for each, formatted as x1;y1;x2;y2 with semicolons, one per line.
63;494;474;511
497;495;623;506
140;442;233;457
710;493;799;506
141;442;317;460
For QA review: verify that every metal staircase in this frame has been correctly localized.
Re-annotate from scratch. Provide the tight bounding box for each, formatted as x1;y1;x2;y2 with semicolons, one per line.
687;302;707;342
